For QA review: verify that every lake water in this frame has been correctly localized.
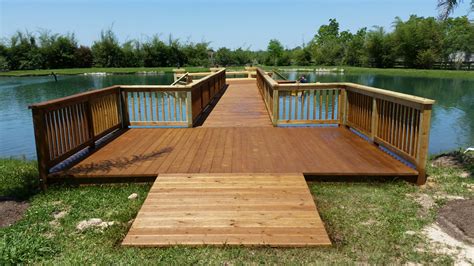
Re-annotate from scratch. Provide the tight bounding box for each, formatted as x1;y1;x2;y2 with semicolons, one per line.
0;71;472;159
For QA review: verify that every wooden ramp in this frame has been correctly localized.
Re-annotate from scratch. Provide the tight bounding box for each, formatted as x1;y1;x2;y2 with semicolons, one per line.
122;173;331;247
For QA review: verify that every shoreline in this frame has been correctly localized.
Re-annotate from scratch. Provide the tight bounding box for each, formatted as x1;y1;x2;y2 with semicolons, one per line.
0;66;472;79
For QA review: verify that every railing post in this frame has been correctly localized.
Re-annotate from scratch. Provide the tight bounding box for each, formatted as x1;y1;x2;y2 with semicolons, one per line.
338;88;346;126
416;104;433;185
186;75;193;84
186;90;193;127
370;97;378;142
173;68;185;82
342;88;349;126
32;108;49;190
120;88;130;128
85;101;96;149
272;88;279;126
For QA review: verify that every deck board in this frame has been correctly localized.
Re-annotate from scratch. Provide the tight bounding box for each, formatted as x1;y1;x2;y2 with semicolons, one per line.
122;173;331;247
63;127;418;177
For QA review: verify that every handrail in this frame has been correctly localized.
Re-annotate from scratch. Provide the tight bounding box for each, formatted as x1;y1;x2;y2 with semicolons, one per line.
255;67;434;185
30;69;226;188
171;73;189;86
272;69;287;80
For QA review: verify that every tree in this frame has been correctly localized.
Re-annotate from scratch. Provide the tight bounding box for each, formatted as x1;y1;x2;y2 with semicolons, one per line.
309;18;343;65
265;39;284;66
215;47;234;66
441;16;474;68
342;28;367;66
91;29;123;67
142;36;170;67
38;31;78;69
293;46;312;65
121;40;143;67
167;37;186;67
392;16;443;68
437;0;474;19
7;31;42;70
74;45;93;68
365;27;396;68
0;43;9;71
233;48;252;66
182;42;211;67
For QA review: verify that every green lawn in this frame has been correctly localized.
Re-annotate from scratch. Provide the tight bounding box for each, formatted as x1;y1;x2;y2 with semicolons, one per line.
269;66;474;79
1;66;472;79
0;67;211;77
0;154;472;264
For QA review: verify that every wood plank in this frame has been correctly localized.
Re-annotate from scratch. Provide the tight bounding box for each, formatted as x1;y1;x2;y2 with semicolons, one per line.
66;127;418;177
122;173;331;247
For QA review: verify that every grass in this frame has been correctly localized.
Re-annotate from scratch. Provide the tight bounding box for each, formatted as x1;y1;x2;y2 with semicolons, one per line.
265;66;474;79
0;67;211;77
0;154;472;264
1;65;472;79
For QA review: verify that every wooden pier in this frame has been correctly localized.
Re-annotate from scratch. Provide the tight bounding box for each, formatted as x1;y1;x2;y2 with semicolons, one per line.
30;67;434;247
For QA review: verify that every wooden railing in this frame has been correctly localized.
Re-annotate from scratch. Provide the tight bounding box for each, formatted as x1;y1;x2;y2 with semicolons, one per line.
119;86;189;127
256;68;434;185
344;83;434;185
276;83;345;125
256;68;278;122
30;69;226;187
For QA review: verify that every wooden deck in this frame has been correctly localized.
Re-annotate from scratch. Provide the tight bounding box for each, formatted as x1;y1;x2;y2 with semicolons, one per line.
202;79;272;127
59;79;418;179
122;173;331;247
61;127;417;178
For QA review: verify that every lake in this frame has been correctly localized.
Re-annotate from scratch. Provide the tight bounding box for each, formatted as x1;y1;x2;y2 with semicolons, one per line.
0;71;472;159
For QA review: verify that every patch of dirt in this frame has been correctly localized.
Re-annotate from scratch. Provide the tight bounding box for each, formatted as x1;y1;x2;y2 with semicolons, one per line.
431;151;474;170
437;199;474;245
0;199;29;228
422;224;474;265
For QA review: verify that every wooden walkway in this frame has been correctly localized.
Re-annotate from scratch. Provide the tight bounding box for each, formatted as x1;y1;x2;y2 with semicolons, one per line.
202;79;272;127
122;173;331;247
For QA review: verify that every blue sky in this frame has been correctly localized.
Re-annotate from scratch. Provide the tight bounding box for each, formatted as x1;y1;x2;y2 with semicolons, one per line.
1;0;472;50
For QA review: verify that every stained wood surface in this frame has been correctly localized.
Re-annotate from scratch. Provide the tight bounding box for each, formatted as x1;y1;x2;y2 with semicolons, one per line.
202;79;272;127
122;173;331;247
63;127;417;177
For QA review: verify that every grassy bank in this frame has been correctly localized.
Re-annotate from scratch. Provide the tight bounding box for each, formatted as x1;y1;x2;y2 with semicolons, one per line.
1;66;472;79
266;66;474;79
0;67;212;77
0;155;473;264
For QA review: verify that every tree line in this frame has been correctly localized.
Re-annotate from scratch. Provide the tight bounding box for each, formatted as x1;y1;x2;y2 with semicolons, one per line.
0;15;473;71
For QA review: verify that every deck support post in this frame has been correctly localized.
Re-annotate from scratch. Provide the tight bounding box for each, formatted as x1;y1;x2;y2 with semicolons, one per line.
31;108;49;190
272;89;279;126
416;105;433;185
